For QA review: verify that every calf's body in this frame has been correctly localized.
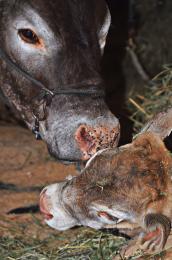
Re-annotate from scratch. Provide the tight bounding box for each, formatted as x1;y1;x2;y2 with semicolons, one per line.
40;108;172;256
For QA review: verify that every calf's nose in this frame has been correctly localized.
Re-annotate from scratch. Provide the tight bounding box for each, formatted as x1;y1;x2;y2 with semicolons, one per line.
75;124;120;160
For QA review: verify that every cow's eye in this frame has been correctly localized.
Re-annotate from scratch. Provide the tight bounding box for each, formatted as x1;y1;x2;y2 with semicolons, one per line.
18;29;40;44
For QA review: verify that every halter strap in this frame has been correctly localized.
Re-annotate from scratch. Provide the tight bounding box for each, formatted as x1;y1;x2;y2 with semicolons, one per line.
0;48;105;139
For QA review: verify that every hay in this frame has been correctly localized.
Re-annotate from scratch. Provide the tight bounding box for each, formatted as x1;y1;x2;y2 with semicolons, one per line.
128;64;172;133
0;228;126;260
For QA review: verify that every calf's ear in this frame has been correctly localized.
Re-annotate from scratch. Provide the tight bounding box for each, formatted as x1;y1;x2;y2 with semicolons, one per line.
140;213;171;253
133;131;168;158
138;108;172;140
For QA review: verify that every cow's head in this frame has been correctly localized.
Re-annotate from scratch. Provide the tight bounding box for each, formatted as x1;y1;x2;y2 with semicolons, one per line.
0;0;120;162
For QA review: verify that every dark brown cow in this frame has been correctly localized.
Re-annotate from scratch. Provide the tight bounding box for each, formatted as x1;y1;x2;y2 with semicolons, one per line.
0;0;120;162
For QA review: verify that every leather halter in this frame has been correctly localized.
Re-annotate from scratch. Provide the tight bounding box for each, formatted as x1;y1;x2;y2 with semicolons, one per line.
0;48;105;139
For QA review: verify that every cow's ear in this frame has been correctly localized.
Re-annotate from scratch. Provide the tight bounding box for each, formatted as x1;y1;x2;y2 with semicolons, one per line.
140;213;171;253
98;7;111;55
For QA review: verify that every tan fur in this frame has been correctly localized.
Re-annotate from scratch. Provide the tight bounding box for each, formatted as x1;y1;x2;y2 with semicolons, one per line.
40;108;172;257
68;132;171;219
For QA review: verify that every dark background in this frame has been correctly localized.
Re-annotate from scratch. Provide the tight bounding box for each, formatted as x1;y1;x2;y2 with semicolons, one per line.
103;0;172;143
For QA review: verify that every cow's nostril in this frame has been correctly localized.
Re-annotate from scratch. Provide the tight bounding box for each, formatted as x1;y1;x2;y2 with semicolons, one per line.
78;126;95;148
75;124;120;160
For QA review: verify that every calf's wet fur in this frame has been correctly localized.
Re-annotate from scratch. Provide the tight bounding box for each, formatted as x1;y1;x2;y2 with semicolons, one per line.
40;108;172;257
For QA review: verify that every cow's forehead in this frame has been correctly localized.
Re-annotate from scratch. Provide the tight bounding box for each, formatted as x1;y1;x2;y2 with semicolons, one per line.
0;0;109;48
1;0;104;44
6;0;97;25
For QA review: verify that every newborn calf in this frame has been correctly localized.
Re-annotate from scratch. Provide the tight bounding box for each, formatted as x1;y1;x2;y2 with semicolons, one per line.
40;108;172;256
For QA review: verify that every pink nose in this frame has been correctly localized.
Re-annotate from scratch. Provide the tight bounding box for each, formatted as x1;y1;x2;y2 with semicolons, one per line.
39;189;53;220
75;124;119;160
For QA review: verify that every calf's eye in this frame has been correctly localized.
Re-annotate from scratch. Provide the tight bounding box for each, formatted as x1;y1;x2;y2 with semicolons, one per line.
18;29;40;44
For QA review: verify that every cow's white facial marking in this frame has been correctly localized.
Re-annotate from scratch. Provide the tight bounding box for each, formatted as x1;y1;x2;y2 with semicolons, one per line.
3;5;59;129
5;6;59;62
98;7;111;54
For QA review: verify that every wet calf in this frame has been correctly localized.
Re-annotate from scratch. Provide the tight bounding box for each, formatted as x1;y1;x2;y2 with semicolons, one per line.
0;0;120;162
40;108;172;256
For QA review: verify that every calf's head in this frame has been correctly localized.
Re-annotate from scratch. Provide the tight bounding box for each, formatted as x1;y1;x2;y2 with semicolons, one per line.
40;132;171;230
0;0;120;162
40;108;172;254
